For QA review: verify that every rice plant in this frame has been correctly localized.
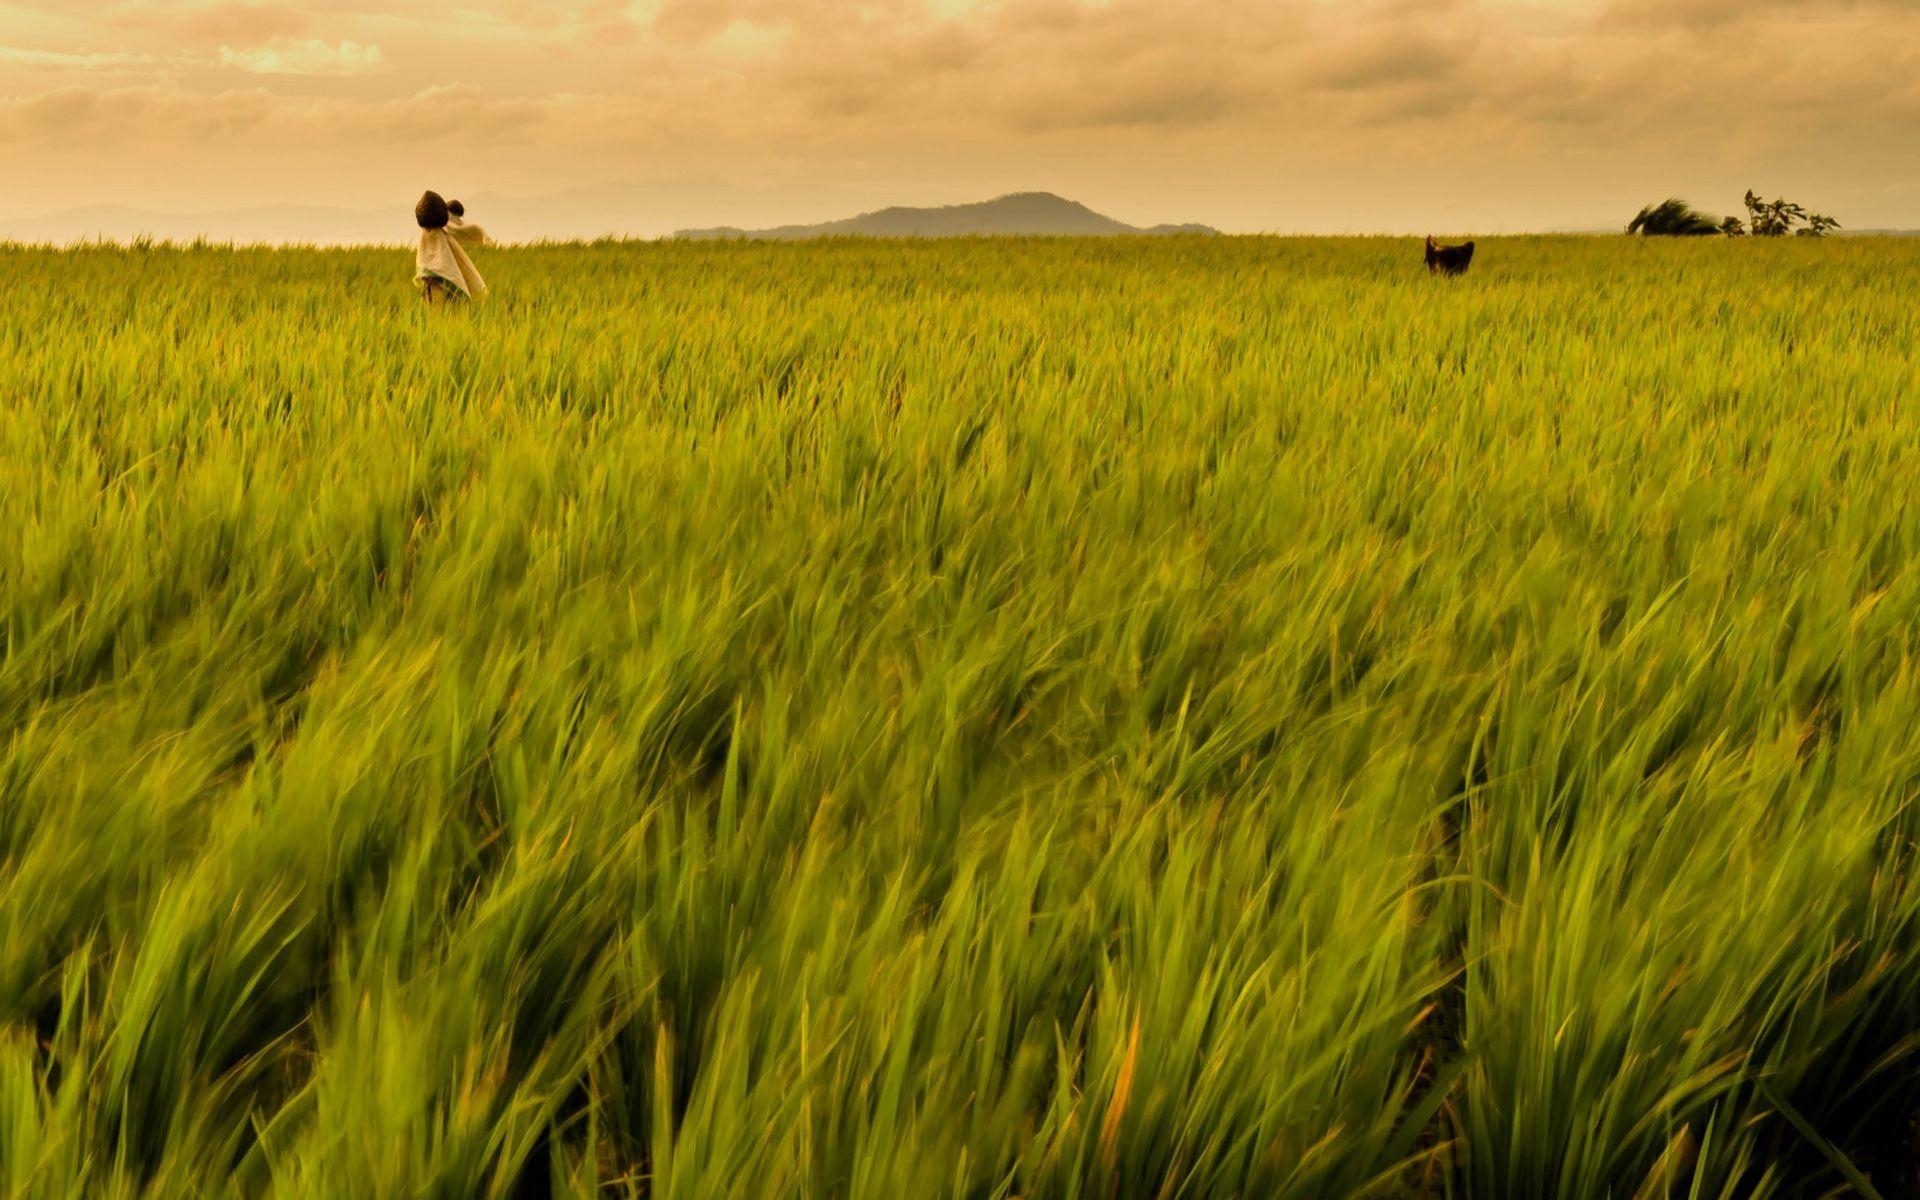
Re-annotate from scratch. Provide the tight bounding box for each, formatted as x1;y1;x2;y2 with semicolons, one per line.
2;234;1919;1197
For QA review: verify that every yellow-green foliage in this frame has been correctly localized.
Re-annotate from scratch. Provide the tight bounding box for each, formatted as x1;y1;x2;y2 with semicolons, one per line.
3;235;1920;1197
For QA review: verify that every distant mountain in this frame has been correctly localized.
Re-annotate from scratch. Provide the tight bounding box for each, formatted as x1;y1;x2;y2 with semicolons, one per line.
675;192;1218;240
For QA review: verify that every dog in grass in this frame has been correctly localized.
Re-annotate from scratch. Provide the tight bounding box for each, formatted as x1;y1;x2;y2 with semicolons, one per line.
1425;236;1475;277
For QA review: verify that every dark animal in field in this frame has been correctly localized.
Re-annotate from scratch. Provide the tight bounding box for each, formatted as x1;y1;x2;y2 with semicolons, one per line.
1425;235;1475;276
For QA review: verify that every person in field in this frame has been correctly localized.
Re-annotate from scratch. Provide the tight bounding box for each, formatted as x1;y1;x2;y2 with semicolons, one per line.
415;190;487;305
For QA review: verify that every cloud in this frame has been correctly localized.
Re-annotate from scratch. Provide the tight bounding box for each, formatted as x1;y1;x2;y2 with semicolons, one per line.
108;1;312;46
217;38;390;75
0;81;612;151
0;45;154;70
706;0;1307;130
368;82;554;139
1305;34;1464;92
3;0;1920;233
1604;0;1920;27
0;84;279;144
1002;71;1242;130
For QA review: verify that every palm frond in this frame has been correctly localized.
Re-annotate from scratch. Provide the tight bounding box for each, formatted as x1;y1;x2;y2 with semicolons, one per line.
1627;198;1723;237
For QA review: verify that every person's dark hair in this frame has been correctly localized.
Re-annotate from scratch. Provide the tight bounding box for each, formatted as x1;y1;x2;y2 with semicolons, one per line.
415;191;449;230
448;200;465;218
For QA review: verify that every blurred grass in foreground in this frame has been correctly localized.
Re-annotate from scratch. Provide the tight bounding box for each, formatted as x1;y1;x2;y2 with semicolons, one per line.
3;235;1920;1197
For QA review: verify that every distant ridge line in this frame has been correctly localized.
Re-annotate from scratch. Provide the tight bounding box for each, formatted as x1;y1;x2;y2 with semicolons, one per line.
674;191;1219;241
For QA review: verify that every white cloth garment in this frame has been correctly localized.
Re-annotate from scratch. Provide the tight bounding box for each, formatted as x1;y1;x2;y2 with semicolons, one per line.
416;229;488;299
448;217;491;248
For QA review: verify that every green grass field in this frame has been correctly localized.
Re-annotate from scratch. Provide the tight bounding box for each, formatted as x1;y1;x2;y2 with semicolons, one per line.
4;235;1920;1197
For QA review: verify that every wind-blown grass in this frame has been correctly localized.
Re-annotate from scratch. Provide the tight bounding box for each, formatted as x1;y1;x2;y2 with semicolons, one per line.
3;235;1919;1197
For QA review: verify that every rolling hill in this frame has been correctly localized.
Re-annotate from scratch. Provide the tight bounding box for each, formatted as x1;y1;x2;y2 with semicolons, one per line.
674;192;1217;240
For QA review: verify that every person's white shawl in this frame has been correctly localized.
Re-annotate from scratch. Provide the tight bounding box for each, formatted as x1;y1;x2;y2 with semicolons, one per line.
449;217;491;248
416;229;488;299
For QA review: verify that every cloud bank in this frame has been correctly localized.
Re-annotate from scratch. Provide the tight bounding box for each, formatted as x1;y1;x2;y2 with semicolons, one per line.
0;0;1914;236
217;39;389;76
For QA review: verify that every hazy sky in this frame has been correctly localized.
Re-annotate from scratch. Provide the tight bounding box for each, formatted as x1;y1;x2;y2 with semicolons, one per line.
2;0;1916;239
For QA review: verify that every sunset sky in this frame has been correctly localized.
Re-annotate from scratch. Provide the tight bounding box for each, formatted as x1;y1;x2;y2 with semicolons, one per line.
2;0;1916;240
